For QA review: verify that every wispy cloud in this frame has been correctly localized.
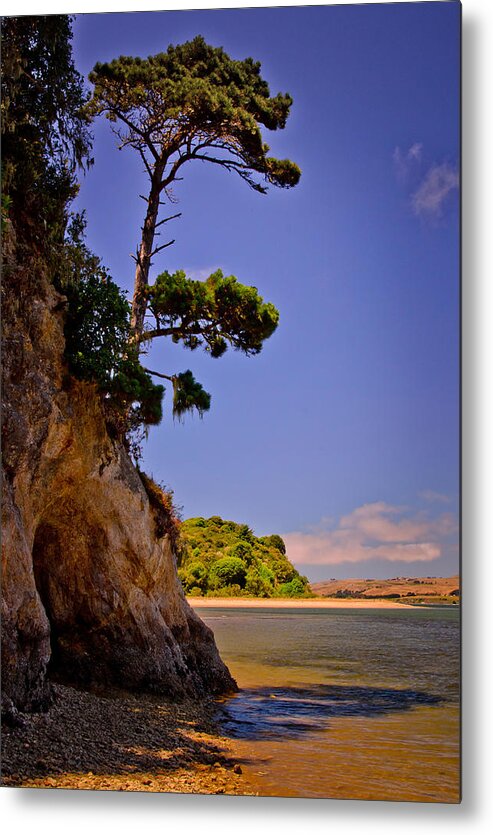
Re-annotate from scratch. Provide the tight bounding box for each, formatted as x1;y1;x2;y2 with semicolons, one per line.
283;501;457;566
393;144;458;220
411;162;459;218
419;489;452;505
393;143;423;182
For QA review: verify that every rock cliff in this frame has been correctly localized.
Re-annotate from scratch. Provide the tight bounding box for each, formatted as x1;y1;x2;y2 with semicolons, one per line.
1;250;236;712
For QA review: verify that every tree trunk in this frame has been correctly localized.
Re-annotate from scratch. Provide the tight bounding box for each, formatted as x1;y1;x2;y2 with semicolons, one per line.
130;162;165;341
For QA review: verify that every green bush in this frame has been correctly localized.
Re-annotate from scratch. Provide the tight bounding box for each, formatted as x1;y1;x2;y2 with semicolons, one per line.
178;561;208;594
237;524;254;543
258;564;275;584
186;561;208;589
279;578;306;598
271;559;296;584
207;584;243;598
64;270;130;385
230;541;253;564
209;556;247;589
111;356;164;427
259;534;286;555
245;567;272;598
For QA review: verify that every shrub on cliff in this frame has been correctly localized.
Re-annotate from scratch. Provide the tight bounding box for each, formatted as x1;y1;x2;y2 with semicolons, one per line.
62;216;165;431
138;472;181;546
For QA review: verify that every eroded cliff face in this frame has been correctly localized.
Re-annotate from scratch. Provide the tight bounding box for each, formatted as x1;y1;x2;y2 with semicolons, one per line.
1;254;236;712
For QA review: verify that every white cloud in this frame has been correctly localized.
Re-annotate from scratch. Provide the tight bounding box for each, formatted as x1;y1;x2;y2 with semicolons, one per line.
283;501;457;567
393;145;459;220
411;162;459;218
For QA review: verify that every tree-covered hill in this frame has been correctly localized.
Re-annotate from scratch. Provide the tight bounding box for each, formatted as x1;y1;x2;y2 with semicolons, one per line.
178;516;312;598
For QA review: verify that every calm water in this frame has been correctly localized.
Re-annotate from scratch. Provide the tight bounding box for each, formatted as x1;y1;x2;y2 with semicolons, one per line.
199;606;460;803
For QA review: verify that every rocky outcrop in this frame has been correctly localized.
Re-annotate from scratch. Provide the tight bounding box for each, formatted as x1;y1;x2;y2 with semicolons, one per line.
1;252;236;712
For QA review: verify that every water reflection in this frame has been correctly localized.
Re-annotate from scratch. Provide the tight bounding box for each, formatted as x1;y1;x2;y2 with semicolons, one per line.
217;683;443;740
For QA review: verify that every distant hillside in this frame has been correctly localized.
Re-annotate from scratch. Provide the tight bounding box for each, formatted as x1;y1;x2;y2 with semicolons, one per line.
178;516;312;598
310;575;460;604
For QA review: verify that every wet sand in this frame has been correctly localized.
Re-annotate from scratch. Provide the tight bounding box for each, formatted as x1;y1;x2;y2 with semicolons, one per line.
187;597;417;609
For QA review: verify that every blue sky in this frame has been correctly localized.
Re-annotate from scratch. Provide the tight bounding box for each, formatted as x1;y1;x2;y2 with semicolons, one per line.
71;2;460;581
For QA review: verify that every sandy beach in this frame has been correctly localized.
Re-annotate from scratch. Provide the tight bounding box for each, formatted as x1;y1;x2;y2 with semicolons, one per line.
187;597;417;609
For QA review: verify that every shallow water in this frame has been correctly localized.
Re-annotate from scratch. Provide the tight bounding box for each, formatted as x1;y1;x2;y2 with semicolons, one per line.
199;606;460;802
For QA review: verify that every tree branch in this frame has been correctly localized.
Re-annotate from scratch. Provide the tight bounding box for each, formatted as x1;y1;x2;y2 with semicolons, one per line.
113;108;159;161
160;153;193;192
150;239;175;257
137;146;153;178
130;248;143;266
138;327;181;342
192;153;249;171
155;212;182;229
141;366;175;382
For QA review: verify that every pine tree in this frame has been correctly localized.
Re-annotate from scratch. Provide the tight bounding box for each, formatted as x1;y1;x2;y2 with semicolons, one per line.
88;36;300;342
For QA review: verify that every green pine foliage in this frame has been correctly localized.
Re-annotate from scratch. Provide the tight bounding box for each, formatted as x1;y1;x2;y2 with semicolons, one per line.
178;516;312;598
145;269;279;357
171;371;211;421
87;35;301;196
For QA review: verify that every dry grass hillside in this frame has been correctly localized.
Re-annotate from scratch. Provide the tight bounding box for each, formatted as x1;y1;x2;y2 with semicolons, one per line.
310;575;460;605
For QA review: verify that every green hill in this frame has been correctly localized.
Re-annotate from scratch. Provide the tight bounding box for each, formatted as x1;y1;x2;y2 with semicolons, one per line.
177;516;312;599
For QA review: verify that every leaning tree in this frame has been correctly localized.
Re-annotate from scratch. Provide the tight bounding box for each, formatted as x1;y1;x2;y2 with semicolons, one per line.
88;36;300;417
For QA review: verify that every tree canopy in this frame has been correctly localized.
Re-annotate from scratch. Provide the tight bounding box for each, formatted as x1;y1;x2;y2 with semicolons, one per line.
143;268;279;356
87;35;300;198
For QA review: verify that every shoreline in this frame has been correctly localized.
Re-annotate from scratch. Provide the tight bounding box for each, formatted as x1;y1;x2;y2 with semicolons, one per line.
1;683;249;794
187;596;418;609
